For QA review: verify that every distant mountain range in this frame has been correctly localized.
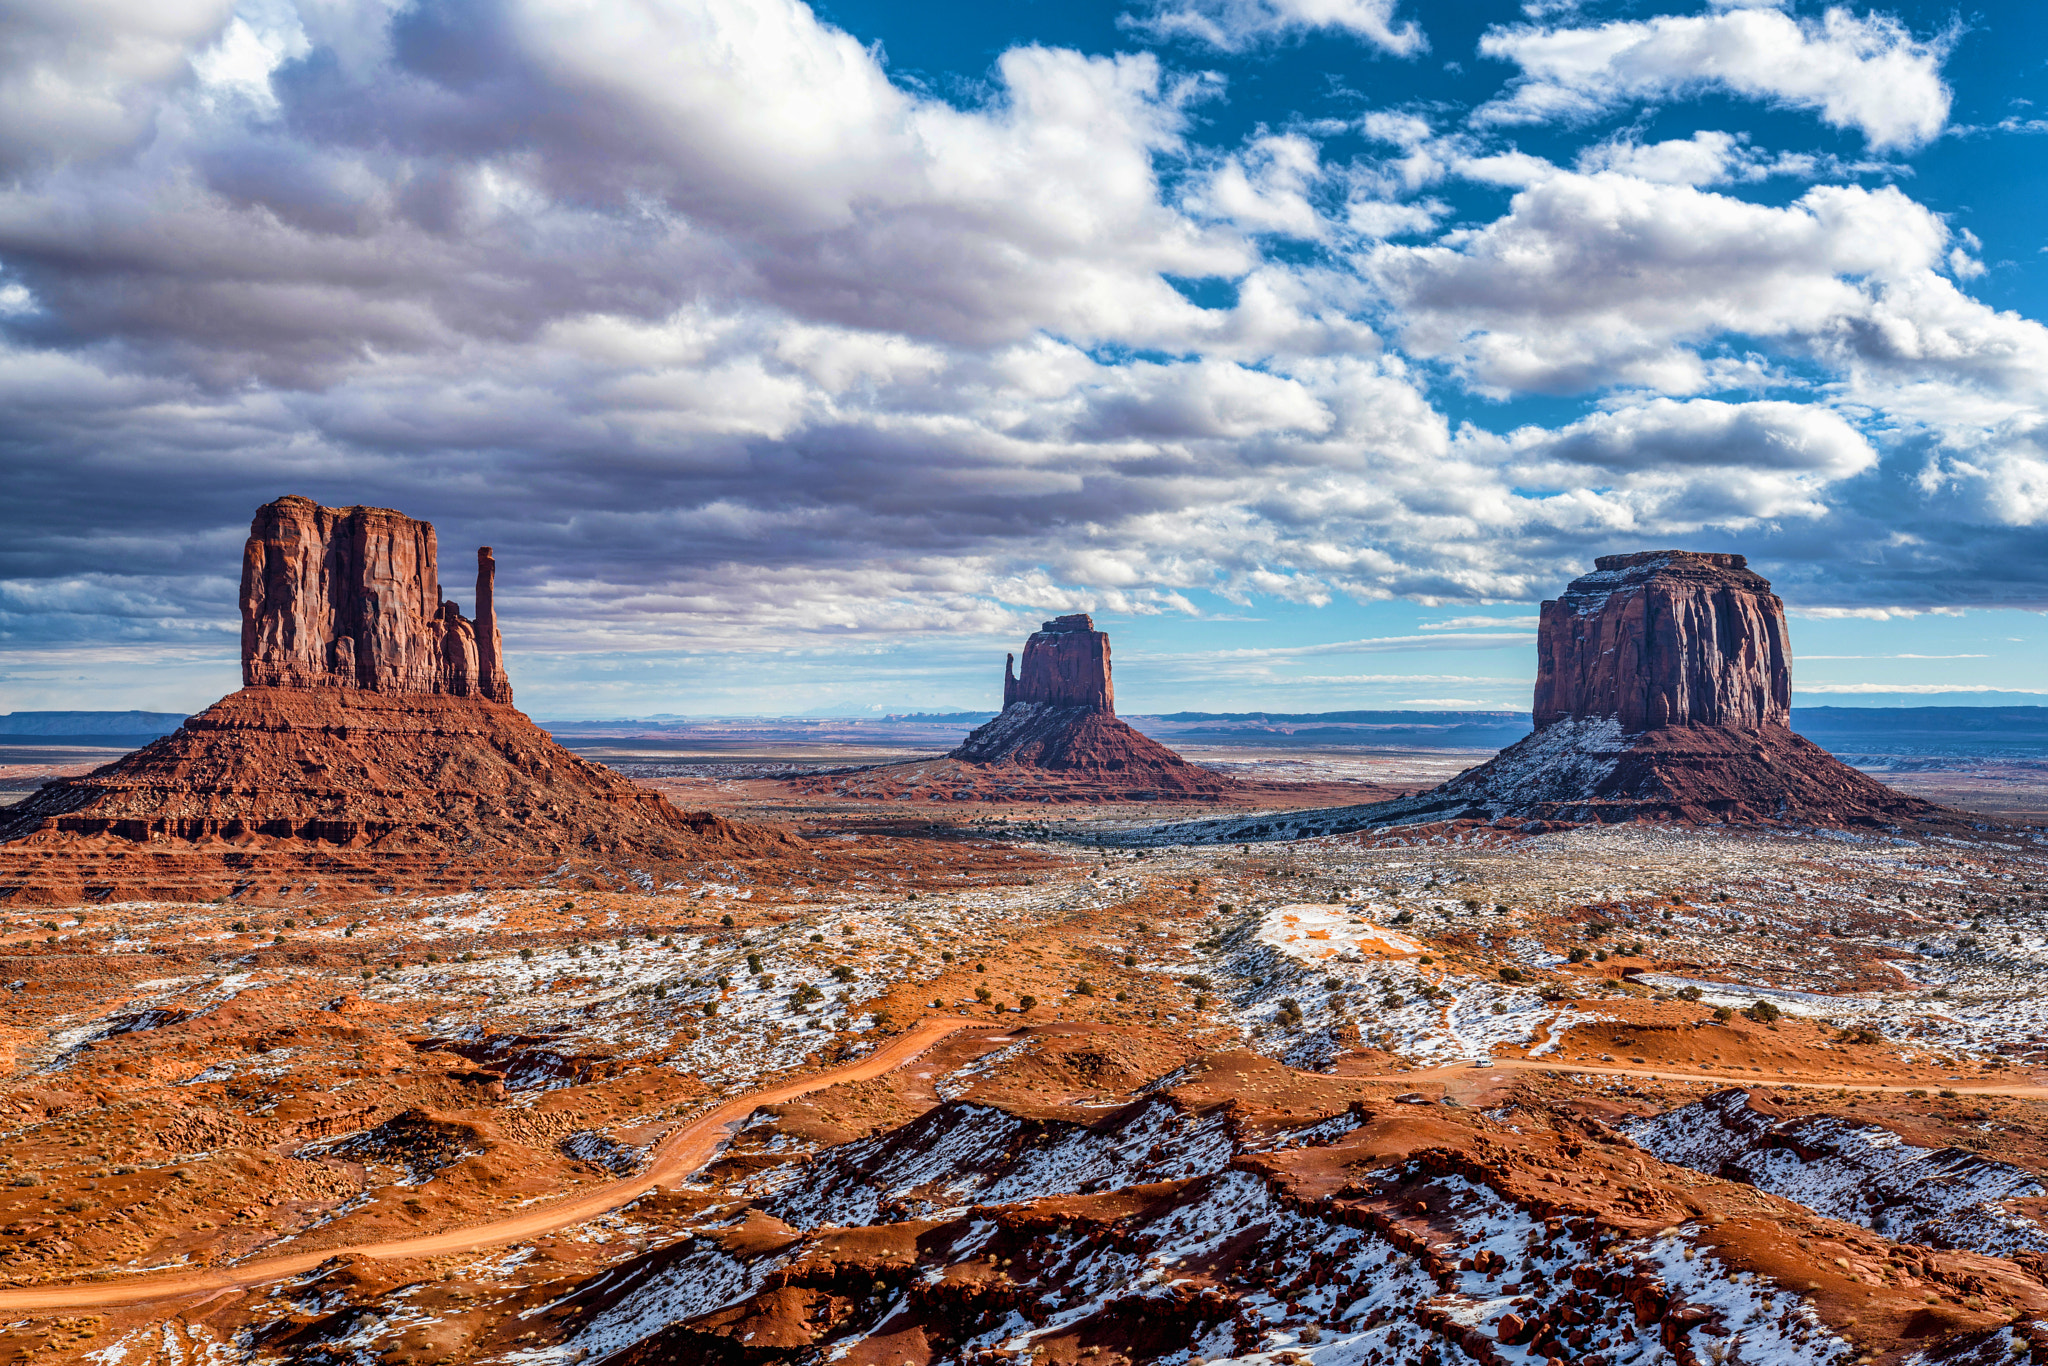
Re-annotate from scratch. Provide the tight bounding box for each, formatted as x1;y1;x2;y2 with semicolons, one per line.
15;706;2048;760
0;711;189;746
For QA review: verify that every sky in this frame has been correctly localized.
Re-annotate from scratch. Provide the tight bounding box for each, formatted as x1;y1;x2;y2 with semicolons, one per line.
2;0;2047;718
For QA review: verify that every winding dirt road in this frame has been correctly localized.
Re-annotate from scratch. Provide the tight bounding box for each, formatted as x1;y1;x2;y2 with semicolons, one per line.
0;1016;985;1313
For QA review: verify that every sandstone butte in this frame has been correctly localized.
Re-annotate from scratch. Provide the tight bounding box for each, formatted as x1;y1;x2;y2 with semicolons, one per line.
0;497;797;906
949;614;1236;798
1376;550;1949;827
1122;550;1957;842
782;613;1245;804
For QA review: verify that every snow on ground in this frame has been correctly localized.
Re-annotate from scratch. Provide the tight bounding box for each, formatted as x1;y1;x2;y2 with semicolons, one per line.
1627;1090;2048;1260
1257;904;1422;961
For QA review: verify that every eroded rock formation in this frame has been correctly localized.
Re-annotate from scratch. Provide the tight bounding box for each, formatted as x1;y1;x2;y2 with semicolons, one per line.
0;496;799;901
1002;614;1113;711
1532;551;1788;731
1114;550;1953;840
241;495;512;703
946;615;1233;800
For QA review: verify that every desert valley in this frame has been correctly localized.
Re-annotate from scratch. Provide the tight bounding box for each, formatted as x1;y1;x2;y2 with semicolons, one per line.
0;505;2044;1366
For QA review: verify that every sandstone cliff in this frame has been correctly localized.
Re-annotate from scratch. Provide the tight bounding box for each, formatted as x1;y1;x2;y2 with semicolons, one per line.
1532;551;1788;731
945;614;1231;799
1108;550;1953;840
0;497;800;901
241;495;512;704
1002;614;1113;711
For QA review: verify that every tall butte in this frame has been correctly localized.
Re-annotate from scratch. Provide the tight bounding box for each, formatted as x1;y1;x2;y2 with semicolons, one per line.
1391;550;1944;826
942;614;1235;800
0;497;794;904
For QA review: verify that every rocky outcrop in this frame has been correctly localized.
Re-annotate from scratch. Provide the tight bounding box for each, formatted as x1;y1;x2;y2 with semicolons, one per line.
1106;550;1956;841
1003;614;1113;711
241;495;512;704
947;616;1233;800
1533;551;1787;731
0;496;802;900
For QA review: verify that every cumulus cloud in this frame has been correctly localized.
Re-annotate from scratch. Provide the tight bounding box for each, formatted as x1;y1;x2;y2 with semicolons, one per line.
1;0;2047;712
0;0;238;174
1365;173;1953;394
1123;0;1425;55
1477;4;1953;151
1502;398;1878;523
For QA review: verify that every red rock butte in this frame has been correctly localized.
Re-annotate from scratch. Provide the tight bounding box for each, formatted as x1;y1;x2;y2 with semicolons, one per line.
0;497;797;904
1399;550;1944;826
242;495;512;704
946;614;1232;799
1127;550;1956;840
787;614;1240;803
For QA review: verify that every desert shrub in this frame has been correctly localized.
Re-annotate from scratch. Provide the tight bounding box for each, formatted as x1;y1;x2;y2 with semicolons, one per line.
1743;1000;1782;1024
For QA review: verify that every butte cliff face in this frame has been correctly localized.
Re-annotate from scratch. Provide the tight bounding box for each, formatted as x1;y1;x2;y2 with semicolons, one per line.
1002;614;1112;711
242;495;513;703
0;497;795;903
1532;551;1789;732
940;615;1232;800
1114;551;1949;841
1399;551;1941;826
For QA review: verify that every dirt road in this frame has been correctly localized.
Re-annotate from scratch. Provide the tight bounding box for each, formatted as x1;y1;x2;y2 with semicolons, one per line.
0;1017;986;1313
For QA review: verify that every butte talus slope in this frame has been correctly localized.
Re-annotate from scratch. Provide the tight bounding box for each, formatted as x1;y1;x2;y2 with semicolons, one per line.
791;614;1239;803
0;497;795;904
1113;551;1952;842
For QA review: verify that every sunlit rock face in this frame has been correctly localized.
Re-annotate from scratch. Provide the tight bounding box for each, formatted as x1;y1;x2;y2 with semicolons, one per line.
241;495;511;704
1532;551;1789;734
1001;614;1114;712
0;495;799;899
952;613;1231;797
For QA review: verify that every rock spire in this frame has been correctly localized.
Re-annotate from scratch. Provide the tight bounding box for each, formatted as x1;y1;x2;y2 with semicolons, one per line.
240;495;513;704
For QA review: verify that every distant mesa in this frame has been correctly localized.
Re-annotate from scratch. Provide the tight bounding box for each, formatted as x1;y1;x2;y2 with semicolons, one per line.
949;613;1232;796
789;613;1241;804
0;497;796;904
1117;550;1952;841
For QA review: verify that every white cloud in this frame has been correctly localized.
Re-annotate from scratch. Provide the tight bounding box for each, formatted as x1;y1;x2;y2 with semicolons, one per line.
0;0;236;173
1477;4;1953;151
1;0;2046;701
1123;0;1426;55
1796;682;2017;694
1573;129;1816;186
1367;172;1952;395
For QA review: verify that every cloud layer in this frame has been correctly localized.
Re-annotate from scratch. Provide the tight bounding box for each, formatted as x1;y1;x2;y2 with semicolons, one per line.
0;0;2041;712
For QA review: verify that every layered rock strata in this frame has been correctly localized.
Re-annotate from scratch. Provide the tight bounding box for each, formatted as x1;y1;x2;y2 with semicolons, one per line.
948;615;1234;800
0;497;797;901
242;495;512;703
1533;551;1787;731
1109;550;1950;840
1001;613;1112;711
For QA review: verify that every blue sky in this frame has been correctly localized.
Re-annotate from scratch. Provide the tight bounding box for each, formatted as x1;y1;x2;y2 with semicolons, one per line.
1;0;2047;717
